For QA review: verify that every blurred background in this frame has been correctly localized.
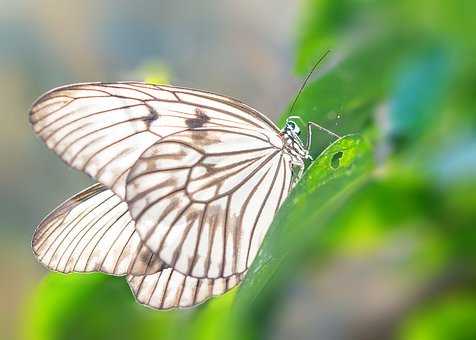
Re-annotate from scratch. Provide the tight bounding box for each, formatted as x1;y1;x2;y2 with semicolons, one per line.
1;1;475;340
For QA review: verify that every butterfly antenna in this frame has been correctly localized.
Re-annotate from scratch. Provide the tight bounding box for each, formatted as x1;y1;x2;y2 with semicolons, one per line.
288;49;331;115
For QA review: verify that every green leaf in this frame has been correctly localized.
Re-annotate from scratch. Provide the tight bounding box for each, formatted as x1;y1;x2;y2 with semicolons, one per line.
231;134;373;338
398;293;476;340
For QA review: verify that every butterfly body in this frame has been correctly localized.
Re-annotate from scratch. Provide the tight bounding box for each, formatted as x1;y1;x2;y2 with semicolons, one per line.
30;82;310;309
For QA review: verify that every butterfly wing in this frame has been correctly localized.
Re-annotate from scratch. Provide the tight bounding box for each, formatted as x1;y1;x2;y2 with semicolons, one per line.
126;128;293;278
30;82;293;279
29;82;279;199
127;269;244;310
32;183;164;275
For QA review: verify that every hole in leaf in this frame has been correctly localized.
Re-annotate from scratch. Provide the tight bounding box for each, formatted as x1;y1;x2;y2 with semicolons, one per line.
331;151;343;169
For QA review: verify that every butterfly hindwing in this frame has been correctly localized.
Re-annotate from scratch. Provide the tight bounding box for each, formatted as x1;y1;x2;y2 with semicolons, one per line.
32;183;164;275
127;269;244;310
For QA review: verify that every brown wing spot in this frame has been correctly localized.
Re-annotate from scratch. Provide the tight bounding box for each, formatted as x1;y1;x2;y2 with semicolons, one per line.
189;130;221;145
186;108;210;128
143;103;159;127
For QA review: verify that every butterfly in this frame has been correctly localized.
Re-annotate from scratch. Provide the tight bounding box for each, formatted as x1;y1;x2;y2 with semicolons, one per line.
29;81;337;309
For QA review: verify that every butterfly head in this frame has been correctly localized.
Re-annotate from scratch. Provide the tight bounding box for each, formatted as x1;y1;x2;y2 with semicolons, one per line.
285;120;301;136
282;118;311;161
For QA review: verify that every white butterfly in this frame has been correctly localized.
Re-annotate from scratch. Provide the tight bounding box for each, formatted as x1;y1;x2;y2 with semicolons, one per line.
30;82;336;309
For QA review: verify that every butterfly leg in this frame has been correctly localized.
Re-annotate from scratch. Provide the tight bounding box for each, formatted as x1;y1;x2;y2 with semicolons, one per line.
291;158;305;187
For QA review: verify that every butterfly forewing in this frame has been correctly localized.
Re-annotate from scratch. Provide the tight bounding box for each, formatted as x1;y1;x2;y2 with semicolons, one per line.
29;82;279;199
126;127;292;278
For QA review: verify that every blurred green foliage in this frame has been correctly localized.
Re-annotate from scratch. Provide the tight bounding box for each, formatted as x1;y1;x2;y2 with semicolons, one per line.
23;273;185;340
23;0;475;339
399;293;476;340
